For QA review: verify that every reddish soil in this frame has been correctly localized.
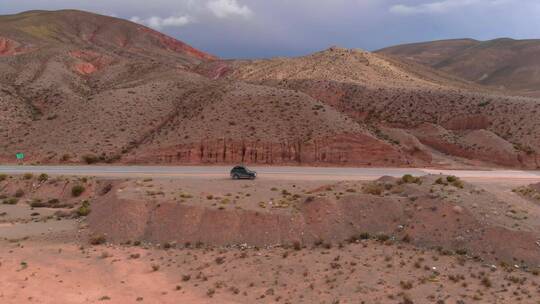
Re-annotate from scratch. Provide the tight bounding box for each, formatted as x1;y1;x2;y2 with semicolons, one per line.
127;133;410;166
0;37;32;56
69;50;113;75
0;37;17;56
1;174;539;303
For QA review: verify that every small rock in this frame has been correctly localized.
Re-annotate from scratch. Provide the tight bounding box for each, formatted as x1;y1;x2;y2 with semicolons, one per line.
452;206;464;214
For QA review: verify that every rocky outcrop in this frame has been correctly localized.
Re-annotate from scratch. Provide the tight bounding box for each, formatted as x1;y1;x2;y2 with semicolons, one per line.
411;123;528;167
378;126;433;164
88;179;540;266
126;134;413;166
0;37;29;56
69;50;112;75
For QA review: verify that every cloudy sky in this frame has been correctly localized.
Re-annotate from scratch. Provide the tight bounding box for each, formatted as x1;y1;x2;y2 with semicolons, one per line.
2;0;540;58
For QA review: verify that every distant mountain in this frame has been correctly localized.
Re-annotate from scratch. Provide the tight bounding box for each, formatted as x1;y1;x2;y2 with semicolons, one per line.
378;38;540;97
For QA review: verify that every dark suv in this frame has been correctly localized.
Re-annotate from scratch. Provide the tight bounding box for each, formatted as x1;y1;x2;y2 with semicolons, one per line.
230;166;257;180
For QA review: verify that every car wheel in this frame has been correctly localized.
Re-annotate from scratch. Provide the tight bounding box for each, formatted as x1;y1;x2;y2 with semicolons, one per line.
232;174;239;180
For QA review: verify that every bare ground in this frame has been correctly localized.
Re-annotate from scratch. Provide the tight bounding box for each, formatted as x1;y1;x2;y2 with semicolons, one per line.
1;174;539;303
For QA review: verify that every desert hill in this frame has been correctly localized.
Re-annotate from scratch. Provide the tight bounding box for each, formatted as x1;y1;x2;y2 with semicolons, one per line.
378;38;540;97
200;47;540;168
0;10;410;166
0;10;539;168
0;10;216;163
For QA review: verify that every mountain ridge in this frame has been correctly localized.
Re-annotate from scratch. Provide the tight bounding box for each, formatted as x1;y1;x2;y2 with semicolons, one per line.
0;10;538;169
377;37;540;97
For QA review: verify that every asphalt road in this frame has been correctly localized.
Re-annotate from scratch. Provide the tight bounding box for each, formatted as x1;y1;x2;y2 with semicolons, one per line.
0;165;539;181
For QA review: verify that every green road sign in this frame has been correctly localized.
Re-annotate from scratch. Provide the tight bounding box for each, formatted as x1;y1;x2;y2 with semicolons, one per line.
16;153;24;160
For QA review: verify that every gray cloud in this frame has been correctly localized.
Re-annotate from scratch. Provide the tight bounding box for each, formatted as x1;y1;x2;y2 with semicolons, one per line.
0;0;539;58
390;0;509;15
127;0;252;30
130;15;193;29
206;0;253;18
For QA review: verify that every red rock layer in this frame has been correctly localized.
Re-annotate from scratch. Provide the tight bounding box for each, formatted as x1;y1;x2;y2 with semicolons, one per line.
127;134;412;166
0;37;28;56
69;50;113;75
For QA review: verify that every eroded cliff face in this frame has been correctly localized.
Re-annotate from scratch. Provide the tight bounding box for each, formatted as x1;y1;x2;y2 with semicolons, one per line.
87;179;540;266
410;123;539;168
126;134;414;166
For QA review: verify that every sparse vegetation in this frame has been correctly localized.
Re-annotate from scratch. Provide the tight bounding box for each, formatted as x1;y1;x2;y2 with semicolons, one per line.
71;185;86;197
446;175;457;183
182;274;191;282
82;154;99;164
77;200;91;216
447;176;464;188
89;233;106;245
61;154;71;162
513;185;540;201
481;276;492;288
2;197;18;205
179;192;193;199
14;189;24;198
359;232;371;240
38;173;49;182
434;177;447;185
478;101;490;107
362;182;384;195
400;174;421;184
30;198;62;208
376;234;390;242
400;280;413;290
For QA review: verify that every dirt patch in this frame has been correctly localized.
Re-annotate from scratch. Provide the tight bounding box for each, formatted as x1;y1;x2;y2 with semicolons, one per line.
2;238;539;304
